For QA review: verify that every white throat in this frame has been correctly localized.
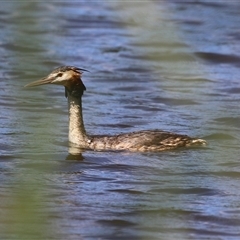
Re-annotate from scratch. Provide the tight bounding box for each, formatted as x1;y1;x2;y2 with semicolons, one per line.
67;94;88;146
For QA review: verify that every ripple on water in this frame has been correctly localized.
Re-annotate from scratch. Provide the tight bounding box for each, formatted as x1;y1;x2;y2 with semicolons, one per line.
214;117;240;128
1;1;240;240
195;51;240;65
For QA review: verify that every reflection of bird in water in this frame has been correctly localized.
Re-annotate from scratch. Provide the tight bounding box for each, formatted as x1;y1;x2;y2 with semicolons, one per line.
25;66;207;152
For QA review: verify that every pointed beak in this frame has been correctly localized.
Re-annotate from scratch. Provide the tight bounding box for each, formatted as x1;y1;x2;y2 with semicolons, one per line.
24;76;55;88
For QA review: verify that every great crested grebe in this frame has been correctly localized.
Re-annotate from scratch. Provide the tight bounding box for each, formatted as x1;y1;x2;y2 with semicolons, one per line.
25;66;207;152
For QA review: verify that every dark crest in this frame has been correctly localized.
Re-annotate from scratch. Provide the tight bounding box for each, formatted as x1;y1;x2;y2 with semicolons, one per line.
53;66;89;75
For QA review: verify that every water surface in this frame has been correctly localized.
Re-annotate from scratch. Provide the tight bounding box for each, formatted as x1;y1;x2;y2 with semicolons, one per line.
0;1;240;239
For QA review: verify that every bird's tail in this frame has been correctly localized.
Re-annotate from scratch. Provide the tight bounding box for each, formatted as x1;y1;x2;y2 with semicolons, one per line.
189;138;207;146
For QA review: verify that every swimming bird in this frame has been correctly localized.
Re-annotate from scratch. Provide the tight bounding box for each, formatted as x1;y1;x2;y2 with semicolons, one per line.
25;66;207;152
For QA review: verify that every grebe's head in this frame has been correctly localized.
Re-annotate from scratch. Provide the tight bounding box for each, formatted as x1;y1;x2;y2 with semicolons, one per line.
25;66;87;97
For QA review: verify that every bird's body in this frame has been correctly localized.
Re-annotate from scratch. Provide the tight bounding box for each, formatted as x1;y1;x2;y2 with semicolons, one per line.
86;130;206;151
25;66;206;152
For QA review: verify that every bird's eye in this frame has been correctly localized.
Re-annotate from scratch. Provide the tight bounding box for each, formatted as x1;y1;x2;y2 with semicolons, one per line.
57;73;63;77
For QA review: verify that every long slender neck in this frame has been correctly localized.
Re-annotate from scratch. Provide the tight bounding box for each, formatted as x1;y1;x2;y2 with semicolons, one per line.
67;93;88;146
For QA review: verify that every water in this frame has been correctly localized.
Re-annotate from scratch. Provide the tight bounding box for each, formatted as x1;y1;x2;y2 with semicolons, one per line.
0;1;240;239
